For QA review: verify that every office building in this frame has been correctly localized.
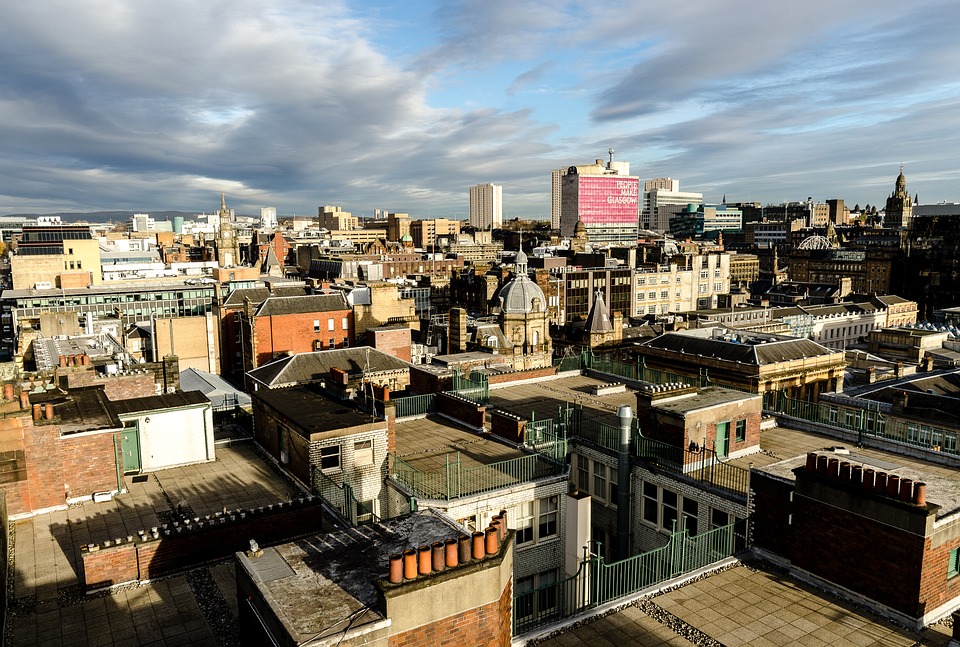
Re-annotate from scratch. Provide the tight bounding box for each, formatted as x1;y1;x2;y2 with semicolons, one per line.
468;183;502;230
559;153;639;243
642;180;704;232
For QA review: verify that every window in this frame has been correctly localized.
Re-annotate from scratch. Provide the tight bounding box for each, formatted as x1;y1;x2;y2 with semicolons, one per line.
609;468;618;507
577;457;589;492
952;550;960;579
320;445;341;471
313;320;320;332
329;338;335;349
643;482;658;524
648;291;656;299
660;290;668;299
342;317;349;330
593;463;607;503
328;319;335;331
661;489;678;531
515;502;535;545
354;440;373;466
736;419;746;442
356;499;374;524
682;498;698;535
538;496;558;540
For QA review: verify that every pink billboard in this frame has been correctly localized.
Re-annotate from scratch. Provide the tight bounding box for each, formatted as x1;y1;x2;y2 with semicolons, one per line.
576;175;639;225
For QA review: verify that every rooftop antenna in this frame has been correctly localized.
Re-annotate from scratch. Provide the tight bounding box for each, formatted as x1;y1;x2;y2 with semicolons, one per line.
608;147;615;167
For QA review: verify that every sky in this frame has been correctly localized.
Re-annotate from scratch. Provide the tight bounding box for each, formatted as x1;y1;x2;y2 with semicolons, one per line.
3;1;960;219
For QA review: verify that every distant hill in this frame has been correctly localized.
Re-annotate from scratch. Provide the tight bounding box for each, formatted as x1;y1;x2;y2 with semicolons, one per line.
0;211;258;223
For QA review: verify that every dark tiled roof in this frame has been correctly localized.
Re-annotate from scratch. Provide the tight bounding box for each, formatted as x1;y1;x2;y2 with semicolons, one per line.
109;390;209;415
254;293;348;317
222;286;307;307
248;347;411;388
641;332;836;365
585;294;614;333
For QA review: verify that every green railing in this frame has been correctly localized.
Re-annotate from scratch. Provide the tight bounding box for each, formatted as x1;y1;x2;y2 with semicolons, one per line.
763;391;960;456
393;393;436;419
391;451;563;501
553;354;583;373
525;421;568;463
514;522;739;636
452;369;489;404
312;467;379;527
569;408;749;497
583;353;702;387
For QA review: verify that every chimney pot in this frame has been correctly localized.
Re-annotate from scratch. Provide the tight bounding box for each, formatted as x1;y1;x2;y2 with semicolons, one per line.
431;542;445;572
805;453;817;471
485;527;499;555
3;383;13;401
19;391;29;410
44;402;54;420
417;545;431;575
875;472;888;494
887;475;901;497
472;531;486;560
457;535;471;563
816;455;828;474
915;482;927;506
32;403;42;422
899;478;914;502
444;538;459;568
862;468;875;491
827;458;840;479
402;549;417;580
852;465;863;484
839;462;851;481
388;554;403;583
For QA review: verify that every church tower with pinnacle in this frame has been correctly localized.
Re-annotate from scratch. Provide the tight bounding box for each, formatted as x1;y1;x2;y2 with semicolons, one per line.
884;165;913;229
216;193;242;267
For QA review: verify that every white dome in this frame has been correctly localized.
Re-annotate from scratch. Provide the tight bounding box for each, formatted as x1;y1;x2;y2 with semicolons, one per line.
499;275;546;315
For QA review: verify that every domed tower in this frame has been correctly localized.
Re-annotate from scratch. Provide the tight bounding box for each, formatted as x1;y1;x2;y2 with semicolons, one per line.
884;165;913;229
497;250;552;369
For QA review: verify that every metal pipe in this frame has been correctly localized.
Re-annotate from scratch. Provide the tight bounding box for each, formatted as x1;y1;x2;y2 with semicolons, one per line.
617;405;633;560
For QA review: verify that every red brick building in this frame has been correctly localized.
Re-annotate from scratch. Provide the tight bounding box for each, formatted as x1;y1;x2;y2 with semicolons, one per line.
237;293;354;373
214;285;309;384
753;451;960;628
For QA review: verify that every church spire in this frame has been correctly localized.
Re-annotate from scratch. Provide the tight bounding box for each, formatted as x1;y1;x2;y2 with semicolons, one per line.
221;192;227;212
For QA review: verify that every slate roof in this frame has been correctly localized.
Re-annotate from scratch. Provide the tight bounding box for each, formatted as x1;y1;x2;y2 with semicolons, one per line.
247;347;411;388
585;293;614;333
254;293;348;317
640;330;838;366
221;286;308;307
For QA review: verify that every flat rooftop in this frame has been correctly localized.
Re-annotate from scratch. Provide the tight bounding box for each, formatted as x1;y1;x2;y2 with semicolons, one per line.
745;425;960;519
254;385;385;438
650;386;760;415
395;415;529;472
487;374;638;427
536;561;951;647
238;510;457;644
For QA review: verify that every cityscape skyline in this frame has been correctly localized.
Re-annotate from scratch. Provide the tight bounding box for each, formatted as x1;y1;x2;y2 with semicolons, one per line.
3;2;960;217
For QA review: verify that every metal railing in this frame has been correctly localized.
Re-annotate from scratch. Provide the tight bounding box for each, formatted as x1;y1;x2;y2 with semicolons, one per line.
763;391;960;456
583;353;702;387
391;451;564;501
452;369;489;404
392;393;436;419
513;522;739;636
312;467;379;527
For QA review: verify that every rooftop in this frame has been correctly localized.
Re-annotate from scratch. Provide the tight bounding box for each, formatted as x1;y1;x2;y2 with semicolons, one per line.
238;510;458;644
746;425;960;519
648;386;760;416
254;384;385;438
395;415;531;473
487;374;638;426
247;347;411;388
639;328;841;366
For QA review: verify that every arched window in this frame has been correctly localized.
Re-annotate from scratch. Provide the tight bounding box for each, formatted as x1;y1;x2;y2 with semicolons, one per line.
532;330;540;346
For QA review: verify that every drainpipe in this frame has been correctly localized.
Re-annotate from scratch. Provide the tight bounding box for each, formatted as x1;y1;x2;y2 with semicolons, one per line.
617;405;633;560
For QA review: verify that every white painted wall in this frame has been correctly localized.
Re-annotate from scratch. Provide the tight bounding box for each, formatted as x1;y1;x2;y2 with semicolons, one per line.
129;406;213;471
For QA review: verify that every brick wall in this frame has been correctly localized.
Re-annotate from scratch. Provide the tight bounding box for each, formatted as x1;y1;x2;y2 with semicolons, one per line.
409;366;453;396
388;576;512;647
370;328;413;363
61;430;122;499
920;535;960;617
486;366;558;385
251;310;353;368
436;393;485;429
750;472;795;558
60;358;179;400
81;498;324;591
490;410;525;443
